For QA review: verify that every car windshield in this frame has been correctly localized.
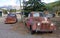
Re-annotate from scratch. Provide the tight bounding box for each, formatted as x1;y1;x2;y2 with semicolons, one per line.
8;14;15;17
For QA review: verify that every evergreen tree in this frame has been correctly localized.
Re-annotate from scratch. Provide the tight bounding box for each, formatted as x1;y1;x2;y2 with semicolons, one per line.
23;0;46;17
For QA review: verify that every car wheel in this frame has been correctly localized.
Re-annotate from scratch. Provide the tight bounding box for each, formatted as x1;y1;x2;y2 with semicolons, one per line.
16;19;18;22
25;23;27;26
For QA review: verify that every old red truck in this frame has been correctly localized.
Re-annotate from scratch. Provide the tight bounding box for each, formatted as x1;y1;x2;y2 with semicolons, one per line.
25;12;56;34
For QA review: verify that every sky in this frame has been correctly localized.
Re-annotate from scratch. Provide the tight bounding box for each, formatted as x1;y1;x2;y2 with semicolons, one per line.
42;0;58;3
0;0;58;6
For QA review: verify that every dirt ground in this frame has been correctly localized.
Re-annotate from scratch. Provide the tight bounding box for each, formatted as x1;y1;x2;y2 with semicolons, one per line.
11;17;60;38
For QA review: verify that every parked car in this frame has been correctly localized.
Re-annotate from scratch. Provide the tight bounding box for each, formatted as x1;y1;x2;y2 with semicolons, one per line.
5;14;17;24
25;12;56;34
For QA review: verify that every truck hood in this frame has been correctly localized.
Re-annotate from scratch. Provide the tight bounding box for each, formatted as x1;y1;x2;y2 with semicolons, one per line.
29;17;51;23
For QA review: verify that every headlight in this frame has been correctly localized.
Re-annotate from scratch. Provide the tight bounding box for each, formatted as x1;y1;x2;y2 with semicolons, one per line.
37;22;41;26
51;23;54;26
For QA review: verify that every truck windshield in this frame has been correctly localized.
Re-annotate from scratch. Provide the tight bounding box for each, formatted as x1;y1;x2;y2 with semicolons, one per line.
33;13;44;17
33;13;40;17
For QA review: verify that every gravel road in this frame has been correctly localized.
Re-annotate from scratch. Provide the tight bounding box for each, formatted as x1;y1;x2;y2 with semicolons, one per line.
0;17;60;38
0;17;27;38
12;17;60;38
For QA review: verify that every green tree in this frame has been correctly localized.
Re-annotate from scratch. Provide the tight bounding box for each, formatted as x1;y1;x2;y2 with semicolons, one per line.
23;0;46;17
46;0;60;11
24;0;46;11
9;9;16;13
2;9;7;14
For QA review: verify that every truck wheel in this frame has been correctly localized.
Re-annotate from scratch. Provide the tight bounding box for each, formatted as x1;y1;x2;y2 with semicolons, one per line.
30;25;32;30
31;31;35;34
49;31;53;33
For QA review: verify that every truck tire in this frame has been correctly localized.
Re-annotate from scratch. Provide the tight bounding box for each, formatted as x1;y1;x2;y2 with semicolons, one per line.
31;31;35;34
30;25;32;30
49;31;53;33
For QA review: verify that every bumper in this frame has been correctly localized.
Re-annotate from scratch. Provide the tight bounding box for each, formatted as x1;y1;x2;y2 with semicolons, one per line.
32;28;56;32
32;30;54;32
5;21;16;24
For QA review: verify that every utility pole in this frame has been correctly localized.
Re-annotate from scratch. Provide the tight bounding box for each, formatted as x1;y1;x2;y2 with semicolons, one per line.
22;0;25;22
19;0;25;22
19;0;22;21
19;0;21;12
23;0;24;15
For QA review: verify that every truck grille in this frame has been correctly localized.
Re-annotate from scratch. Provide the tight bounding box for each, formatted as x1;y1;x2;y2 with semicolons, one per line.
40;23;50;30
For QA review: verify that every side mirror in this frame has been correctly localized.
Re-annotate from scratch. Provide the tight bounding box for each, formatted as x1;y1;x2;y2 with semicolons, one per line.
47;17;50;19
52;14;55;17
